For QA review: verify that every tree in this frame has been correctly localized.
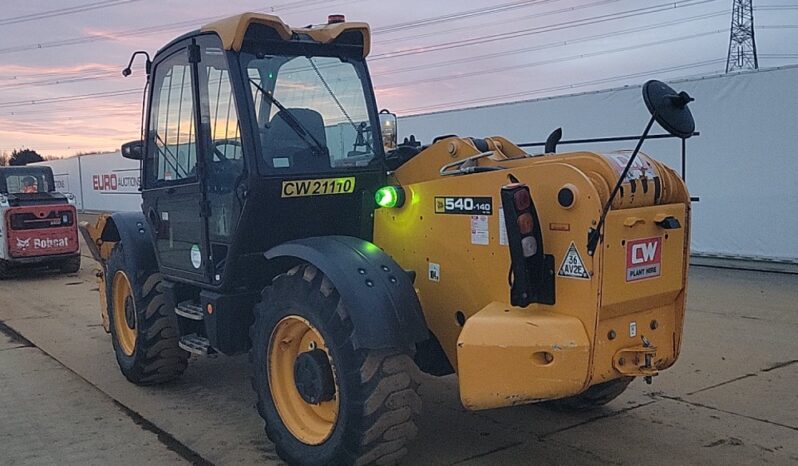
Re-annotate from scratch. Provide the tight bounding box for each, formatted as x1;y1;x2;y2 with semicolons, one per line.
8;148;44;166
0;152;8;166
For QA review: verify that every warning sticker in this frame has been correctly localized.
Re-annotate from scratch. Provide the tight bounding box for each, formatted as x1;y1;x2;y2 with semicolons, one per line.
558;242;590;279
428;262;441;282
470;215;489;245
626;237;662;281
604;152;660;182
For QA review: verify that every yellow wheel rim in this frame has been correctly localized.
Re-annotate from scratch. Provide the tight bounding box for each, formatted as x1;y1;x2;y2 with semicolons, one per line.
112;271;137;357
268;315;339;445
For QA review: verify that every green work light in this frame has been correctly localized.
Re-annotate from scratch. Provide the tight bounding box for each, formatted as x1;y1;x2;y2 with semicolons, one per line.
375;186;405;208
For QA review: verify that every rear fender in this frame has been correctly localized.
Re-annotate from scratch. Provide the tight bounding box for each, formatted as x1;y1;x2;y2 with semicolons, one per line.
265;236;429;351
80;212;157;291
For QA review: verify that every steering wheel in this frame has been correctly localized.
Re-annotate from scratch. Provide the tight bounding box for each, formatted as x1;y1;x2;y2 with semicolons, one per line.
212;138;242;162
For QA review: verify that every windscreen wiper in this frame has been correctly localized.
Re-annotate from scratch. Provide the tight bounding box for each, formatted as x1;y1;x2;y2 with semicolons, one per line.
307;57;374;154
249;78;327;157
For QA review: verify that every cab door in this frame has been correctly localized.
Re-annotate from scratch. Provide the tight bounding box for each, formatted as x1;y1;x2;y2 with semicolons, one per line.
141;40;210;281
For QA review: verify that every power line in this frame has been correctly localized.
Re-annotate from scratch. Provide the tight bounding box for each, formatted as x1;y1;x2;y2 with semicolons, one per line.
6;0;717;83
378;0;621;45
0;0;143;27
0;89;141;109
370;0;719;60
4;7;725;92
372;0;562;34
371;10;728;77
393;59;726;115
0;0;359;56
377;30;725;91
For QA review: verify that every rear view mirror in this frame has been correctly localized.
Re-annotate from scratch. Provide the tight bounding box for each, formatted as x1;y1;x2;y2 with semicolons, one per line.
121;140;144;160
379;109;398;152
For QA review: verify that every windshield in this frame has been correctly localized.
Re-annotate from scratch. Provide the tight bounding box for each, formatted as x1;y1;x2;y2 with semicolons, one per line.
242;52;379;173
1;168;53;194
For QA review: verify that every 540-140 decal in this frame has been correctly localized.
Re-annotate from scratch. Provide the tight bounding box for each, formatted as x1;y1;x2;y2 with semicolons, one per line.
434;196;493;215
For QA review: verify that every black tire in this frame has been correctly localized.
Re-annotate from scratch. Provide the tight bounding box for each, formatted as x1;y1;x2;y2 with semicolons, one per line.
105;244;188;385
60;255;81;274
544;377;634;411
0;259;13;279
251;264;422;466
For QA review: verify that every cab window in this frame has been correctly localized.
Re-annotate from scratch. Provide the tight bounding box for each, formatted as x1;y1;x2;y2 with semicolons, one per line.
146;50;198;186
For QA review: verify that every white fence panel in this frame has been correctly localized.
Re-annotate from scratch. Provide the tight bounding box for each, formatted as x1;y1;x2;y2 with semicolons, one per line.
398;66;798;263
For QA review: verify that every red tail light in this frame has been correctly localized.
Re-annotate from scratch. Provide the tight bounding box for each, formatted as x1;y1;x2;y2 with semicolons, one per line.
517;212;534;235
513;190;531;211
500;183;555;307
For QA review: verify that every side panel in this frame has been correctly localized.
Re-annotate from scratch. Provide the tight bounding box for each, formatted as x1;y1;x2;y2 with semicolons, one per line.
265;236;429;350
374;162;603;373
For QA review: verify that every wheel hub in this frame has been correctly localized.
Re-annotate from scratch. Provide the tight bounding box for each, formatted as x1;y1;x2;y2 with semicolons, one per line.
294;349;336;404
124;296;136;330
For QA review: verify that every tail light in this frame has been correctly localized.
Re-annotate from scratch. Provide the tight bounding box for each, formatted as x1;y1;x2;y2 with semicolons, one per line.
501;183;555;306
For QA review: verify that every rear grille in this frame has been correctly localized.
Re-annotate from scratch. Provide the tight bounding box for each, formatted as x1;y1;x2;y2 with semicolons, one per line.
10;210;74;230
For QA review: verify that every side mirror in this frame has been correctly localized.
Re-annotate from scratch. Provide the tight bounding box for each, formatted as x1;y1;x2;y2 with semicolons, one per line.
121;140;144;160
379;109;398;152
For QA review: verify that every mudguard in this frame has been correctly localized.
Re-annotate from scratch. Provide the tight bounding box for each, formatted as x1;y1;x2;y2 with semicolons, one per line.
265;236;429;351
100;212;158;275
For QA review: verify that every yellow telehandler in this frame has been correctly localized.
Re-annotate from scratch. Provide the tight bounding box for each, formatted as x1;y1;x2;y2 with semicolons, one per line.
81;12;694;465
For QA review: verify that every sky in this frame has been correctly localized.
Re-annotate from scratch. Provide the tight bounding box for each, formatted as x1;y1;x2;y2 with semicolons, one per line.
0;0;796;157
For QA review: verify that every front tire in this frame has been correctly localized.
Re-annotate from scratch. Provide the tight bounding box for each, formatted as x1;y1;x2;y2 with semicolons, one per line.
251;264;421;466
105;244;188;385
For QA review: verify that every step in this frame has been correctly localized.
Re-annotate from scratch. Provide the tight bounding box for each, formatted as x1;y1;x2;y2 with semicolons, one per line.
178;334;211;355
175;302;204;321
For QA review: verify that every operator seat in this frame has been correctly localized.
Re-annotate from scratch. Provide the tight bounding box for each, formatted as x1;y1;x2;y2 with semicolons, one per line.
262;108;330;171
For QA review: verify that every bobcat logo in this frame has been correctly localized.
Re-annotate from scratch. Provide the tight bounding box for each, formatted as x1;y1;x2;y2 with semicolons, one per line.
16;238;31;250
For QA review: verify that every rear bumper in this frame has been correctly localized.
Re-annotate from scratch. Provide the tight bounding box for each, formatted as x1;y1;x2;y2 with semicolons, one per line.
456;300;682;410
457;302;590;410
5;252;80;266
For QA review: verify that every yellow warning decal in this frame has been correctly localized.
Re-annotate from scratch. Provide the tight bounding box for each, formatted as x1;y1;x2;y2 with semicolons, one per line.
281;177;356;198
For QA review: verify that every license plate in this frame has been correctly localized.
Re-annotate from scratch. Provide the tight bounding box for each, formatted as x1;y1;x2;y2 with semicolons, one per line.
281;177;356;198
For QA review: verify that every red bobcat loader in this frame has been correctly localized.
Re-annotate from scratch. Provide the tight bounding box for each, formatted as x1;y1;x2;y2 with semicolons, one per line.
0;166;81;278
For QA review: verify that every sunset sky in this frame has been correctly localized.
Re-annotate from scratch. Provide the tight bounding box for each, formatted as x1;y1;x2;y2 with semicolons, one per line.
0;0;796;157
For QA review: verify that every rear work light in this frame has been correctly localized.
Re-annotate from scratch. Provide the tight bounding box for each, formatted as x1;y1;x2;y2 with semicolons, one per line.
500;182;555;306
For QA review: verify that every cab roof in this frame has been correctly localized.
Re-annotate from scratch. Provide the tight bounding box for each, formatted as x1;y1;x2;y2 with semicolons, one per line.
199;12;371;56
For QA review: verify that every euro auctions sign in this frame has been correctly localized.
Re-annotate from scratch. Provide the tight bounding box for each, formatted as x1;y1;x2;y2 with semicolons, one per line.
626;237;662;282
92;173;140;192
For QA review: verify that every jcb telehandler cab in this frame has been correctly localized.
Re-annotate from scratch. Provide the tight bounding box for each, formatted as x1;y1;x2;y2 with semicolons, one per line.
82;12;695;465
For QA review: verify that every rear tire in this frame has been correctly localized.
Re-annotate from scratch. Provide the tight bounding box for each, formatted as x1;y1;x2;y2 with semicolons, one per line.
544;377;633;411
105;244;188;385
60;255;81;274
250;264;421;466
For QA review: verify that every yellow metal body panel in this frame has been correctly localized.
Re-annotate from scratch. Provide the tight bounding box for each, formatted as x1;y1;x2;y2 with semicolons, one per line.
374;137;691;410
457;302;590;410
80;214;115;333
201;13;371;56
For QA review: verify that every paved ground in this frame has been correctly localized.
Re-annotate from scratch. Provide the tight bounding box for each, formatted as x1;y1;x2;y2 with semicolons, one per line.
0;248;796;465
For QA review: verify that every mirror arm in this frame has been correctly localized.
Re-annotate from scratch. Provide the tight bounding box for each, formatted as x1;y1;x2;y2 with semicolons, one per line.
123;50;152;77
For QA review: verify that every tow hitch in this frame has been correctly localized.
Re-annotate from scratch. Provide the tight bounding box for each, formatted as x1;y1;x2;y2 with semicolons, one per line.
613;335;658;384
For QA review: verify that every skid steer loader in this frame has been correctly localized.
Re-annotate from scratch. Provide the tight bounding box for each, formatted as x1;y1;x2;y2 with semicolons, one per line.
81;12;695;465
